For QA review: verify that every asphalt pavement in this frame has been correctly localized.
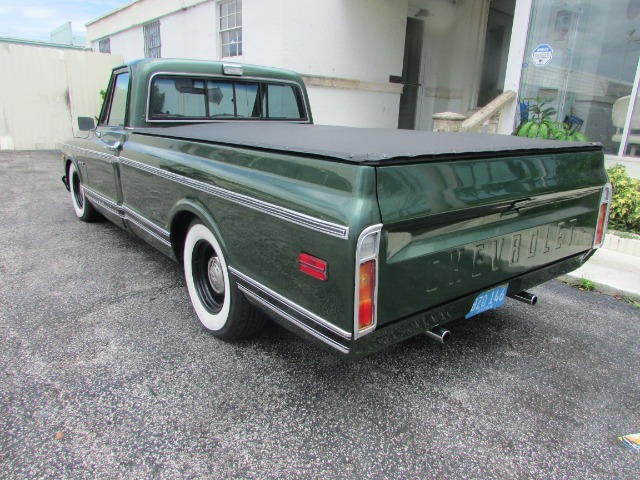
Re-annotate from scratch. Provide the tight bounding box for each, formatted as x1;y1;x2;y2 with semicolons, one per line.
1;150;639;479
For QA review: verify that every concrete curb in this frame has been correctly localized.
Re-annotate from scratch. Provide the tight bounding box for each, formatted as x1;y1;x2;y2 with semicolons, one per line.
558;238;640;300
603;231;640;257
558;274;639;301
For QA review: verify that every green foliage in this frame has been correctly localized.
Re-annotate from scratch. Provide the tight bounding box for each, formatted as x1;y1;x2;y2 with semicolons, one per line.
149;84;165;115
607;164;640;234
515;96;590;142
578;278;595;292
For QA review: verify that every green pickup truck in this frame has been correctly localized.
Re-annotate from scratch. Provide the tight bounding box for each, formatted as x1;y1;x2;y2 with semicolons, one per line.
61;59;612;358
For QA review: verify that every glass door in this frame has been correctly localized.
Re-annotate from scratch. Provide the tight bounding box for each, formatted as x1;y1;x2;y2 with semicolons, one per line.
616;57;640;157
518;0;640;155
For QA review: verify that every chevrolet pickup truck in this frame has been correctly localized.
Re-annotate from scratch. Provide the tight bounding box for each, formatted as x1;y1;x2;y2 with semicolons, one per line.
61;59;612;358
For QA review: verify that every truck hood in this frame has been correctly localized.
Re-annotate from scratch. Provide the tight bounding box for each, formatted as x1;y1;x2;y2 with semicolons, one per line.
135;123;601;164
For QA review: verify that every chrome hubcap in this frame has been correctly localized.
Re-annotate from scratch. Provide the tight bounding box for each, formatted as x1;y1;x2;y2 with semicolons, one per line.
207;257;225;294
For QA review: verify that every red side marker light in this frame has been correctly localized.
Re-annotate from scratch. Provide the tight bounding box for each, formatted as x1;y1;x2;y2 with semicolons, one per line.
298;252;328;281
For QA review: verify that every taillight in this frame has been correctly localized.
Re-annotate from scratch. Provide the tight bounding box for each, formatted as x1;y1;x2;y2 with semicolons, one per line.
358;260;375;329
593;183;612;248
354;225;382;339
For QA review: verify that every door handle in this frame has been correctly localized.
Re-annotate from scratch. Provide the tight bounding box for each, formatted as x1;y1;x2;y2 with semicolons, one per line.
107;141;122;152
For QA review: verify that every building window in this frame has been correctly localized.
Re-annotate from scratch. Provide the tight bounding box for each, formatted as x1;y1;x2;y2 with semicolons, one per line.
143;21;161;58
98;38;110;53
220;0;242;57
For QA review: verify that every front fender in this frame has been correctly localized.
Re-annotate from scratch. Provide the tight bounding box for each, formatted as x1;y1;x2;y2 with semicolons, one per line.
61;153;83;192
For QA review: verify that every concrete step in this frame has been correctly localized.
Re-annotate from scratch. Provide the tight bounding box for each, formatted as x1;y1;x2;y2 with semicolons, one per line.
604;231;640;257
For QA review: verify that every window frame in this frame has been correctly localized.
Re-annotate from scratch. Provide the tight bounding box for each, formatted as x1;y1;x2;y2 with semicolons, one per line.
219;0;242;58
143;20;162;58
98;38;111;54
145;73;308;123
99;68;131;127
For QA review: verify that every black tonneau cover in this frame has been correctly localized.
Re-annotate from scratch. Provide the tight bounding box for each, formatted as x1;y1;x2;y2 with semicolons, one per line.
136;123;602;163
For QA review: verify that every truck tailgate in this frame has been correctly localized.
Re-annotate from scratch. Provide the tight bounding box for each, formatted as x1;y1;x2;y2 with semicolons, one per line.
375;149;608;325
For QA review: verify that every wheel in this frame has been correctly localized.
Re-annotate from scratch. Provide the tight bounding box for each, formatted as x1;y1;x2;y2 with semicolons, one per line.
68;162;98;222
183;221;265;339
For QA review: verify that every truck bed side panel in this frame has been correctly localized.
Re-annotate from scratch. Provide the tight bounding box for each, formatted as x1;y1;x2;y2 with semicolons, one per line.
119;134;381;334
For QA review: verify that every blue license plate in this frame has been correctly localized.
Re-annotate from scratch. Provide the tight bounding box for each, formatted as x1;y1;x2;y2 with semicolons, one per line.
465;284;509;319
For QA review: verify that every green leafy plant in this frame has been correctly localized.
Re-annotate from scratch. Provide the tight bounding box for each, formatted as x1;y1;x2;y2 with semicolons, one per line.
606;164;640;234
578;278;595;291
515;96;590;141
149;84;166;115
94;89;108;123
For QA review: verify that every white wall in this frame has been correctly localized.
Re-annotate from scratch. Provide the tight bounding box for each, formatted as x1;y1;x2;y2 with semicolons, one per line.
244;0;408;127
243;0;407;82
161;2;217;60
0;43;123;150
307;86;402;128
103;27;143;61
87;0;211;42
87;0;408;128
90;0;217;62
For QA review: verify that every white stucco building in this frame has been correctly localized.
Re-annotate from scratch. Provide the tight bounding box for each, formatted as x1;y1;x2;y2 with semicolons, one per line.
87;0;518;132
86;0;640;164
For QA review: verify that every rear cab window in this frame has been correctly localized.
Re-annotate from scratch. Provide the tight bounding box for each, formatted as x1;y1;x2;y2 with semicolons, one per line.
147;75;307;122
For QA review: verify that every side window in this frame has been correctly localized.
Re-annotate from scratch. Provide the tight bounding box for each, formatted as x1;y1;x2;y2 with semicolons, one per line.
263;84;304;119
106;73;130;127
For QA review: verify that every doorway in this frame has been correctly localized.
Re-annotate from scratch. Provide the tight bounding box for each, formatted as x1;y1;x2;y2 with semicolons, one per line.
398;17;424;130
399;0;515;131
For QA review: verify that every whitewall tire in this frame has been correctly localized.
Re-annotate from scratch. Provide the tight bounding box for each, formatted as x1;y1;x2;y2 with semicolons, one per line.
68;162;98;222
183;221;265;339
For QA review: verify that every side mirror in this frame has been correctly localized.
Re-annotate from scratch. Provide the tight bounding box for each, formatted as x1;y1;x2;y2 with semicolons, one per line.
78;117;96;131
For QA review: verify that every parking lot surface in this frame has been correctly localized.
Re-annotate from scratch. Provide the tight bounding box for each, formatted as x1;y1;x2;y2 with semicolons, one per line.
1;151;639;478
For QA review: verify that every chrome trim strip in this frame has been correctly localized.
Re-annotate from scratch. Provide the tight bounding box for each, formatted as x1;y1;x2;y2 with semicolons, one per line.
83;187;171;248
122;206;171;247
122;205;170;240
62;143;117;163
238;285;349;354
230;266;352;340
119;156;349;239
83;187;121;216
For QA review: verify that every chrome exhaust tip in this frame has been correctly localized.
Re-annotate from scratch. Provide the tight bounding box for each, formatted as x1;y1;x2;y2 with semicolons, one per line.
510;291;538;306
424;326;451;344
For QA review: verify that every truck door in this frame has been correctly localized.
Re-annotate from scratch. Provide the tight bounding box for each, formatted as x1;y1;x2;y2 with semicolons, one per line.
84;69;129;226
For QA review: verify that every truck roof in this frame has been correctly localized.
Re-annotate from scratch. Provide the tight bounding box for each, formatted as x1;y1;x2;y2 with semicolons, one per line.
121;58;305;86
115;58;311;128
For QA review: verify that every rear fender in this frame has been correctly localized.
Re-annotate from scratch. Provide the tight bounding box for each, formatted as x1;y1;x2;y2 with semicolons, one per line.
168;198;229;263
